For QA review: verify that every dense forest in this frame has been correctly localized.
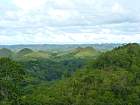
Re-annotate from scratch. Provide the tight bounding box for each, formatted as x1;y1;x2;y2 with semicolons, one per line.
1;43;140;105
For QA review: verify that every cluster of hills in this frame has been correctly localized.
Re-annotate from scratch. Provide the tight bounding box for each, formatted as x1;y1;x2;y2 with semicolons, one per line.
0;46;100;60
1;43;140;105
0;46;99;82
0;43;121;51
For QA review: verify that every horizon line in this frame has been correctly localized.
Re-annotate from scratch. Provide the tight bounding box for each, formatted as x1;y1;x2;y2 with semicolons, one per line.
0;42;138;46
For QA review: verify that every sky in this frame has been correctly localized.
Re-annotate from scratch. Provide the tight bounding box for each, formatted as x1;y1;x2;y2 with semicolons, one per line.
0;0;140;44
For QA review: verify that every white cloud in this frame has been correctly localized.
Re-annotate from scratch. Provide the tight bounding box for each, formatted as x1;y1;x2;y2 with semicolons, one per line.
112;2;125;14
51;0;75;8
99;29;112;34
1;32;140;45
13;0;46;11
0;0;140;44
48;9;72;22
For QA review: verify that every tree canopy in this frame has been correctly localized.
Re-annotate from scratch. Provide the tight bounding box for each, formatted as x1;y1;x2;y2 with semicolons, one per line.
0;58;25;105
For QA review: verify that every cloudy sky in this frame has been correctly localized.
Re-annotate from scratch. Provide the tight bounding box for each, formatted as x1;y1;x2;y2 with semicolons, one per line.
0;0;140;44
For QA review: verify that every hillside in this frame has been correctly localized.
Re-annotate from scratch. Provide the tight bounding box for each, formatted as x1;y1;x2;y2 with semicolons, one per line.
0;48;13;58
22;43;140;105
16;48;33;57
72;47;100;58
55;47;100;60
2;43;140;105
94;43;140;70
14;48;95;81
17;52;50;61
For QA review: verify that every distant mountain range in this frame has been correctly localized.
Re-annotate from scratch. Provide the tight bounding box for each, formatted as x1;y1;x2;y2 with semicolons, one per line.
0;44;122;51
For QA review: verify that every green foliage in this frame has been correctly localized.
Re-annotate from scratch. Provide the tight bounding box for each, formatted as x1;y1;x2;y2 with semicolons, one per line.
94;43;140;70
21;58;86;81
23;69;140;105
21;43;140;105
0;58;25;105
2;43;140;105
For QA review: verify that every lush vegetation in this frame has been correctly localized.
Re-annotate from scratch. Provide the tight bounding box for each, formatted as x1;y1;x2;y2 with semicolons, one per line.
1;43;140;105
0;58;25;105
